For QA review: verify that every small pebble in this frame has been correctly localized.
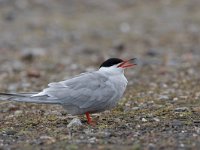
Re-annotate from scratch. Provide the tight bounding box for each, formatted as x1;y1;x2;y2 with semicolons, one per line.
148;143;156;150
173;97;178;101
5;130;17;136
159;95;169;100
142;118;147;122
27;69;41;78
153;117;160;122
67;118;82;128
171;120;183;127
20;48;46;61
89;137;97;144
40;136;56;144
14;110;23;116
174;107;189;112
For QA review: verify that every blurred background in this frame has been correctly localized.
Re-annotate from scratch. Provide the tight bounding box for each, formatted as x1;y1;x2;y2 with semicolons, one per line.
1;0;200;149
0;0;200;91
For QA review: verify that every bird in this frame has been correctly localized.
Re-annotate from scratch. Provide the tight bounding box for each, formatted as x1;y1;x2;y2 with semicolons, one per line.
0;58;137;125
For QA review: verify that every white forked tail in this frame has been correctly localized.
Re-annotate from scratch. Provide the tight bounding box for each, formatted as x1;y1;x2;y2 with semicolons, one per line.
0;93;60;104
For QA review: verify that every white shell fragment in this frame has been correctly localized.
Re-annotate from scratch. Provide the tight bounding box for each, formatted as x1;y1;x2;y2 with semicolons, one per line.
67;118;82;128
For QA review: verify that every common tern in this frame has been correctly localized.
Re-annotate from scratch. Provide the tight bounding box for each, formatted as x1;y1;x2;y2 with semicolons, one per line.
0;58;137;124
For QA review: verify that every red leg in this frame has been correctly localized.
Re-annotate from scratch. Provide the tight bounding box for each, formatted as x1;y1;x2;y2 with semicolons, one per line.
85;112;92;124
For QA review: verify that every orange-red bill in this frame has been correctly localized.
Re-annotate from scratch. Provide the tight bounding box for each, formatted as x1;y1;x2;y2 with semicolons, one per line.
117;58;137;68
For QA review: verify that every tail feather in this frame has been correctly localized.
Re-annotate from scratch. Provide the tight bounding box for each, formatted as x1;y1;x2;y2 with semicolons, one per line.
0;93;60;104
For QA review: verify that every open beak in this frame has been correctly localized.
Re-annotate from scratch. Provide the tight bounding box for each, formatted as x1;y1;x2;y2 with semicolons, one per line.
117;58;137;68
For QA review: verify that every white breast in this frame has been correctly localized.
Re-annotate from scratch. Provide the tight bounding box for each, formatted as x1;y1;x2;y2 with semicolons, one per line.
99;70;128;111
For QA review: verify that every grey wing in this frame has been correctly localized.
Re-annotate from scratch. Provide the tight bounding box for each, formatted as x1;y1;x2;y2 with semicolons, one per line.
33;72;116;113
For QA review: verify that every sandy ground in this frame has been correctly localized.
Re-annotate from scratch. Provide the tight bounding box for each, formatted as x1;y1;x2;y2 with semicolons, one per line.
0;0;200;149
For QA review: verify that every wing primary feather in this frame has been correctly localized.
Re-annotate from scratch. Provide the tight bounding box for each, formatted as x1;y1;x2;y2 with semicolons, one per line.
0;93;60;104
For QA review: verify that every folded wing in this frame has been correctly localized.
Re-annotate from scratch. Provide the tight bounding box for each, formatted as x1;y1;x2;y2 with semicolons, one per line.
32;72;116;113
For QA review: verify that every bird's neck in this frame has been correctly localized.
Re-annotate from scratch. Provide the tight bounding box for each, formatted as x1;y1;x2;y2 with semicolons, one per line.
98;67;124;75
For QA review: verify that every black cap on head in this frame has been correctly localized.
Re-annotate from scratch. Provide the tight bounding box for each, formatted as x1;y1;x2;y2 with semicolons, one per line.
100;58;123;68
